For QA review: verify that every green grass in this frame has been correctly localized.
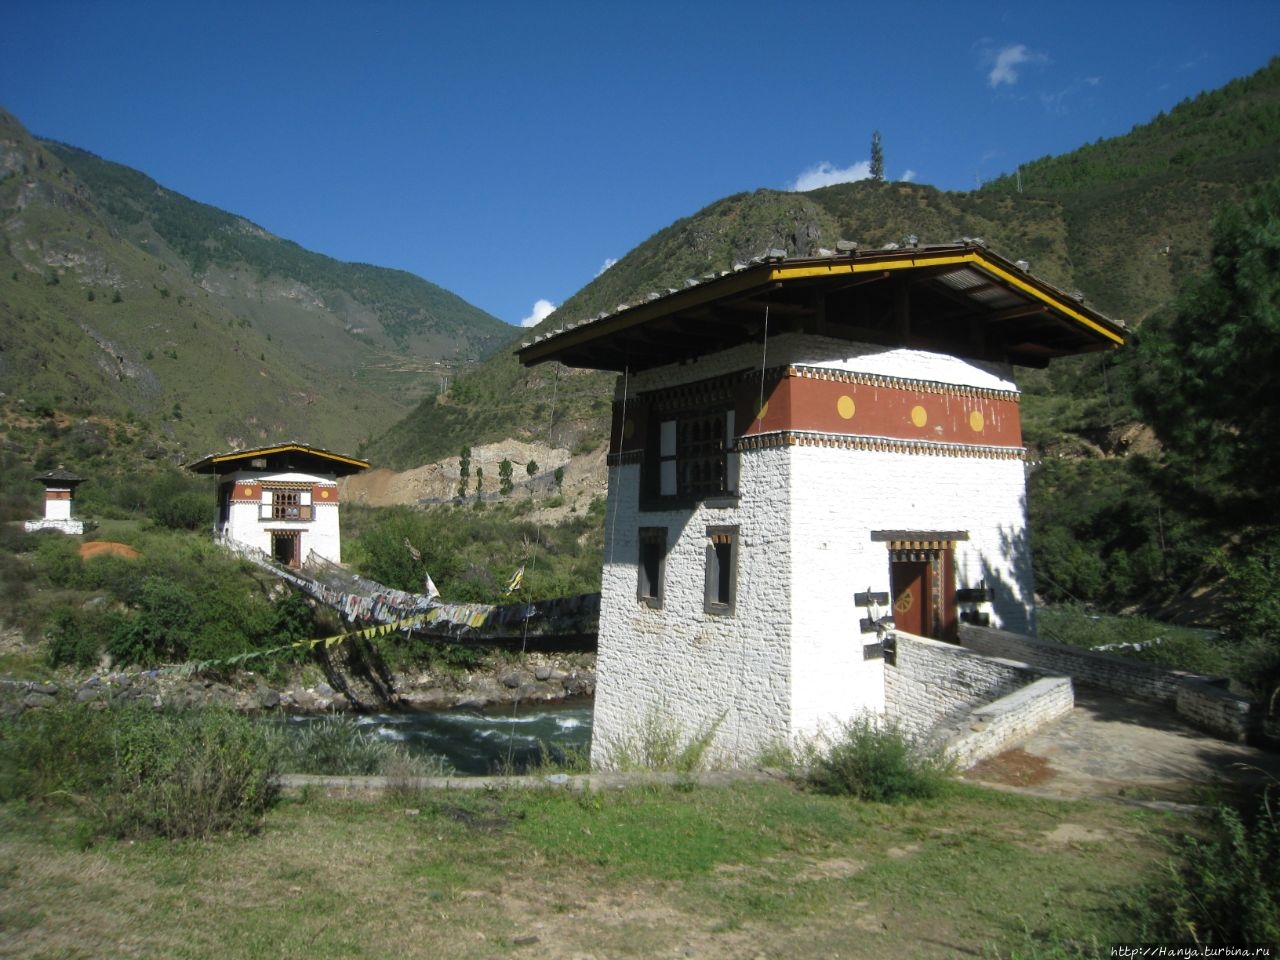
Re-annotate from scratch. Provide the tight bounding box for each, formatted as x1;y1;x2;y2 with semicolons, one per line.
0;779;1176;959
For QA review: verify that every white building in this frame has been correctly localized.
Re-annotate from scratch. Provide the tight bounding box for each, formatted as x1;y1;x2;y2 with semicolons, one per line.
518;242;1125;767
25;466;86;535
187;443;369;567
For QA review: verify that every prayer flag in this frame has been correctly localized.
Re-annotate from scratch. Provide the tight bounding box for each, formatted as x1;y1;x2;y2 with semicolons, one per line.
505;564;525;594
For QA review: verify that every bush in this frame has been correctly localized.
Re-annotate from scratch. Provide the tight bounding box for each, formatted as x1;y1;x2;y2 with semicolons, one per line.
33;534;83;588
151;490;211;531
106;707;280;839
44;604;122;668
277;714;389;775
277;714;452;778
1150;792;1280;943
0;700;280;840
807;716;949;802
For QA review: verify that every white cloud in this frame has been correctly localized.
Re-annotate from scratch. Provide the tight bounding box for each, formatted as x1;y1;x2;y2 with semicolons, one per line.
788;160;872;192
519;298;556;328
988;43;1044;88
901;169;917;183
595;257;618;277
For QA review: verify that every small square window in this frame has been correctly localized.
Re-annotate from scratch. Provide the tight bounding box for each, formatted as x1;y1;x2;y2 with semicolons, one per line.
637;527;666;608
704;525;738;615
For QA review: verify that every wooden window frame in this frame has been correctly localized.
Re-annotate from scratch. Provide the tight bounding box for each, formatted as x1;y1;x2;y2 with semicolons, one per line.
637;527;667;609
259;487;314;522
642;406;738;510
704;524;739;616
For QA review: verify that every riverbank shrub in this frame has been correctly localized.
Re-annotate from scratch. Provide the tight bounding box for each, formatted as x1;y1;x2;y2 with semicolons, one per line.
1147;790;1280;943
806;716;949;802
277;714;453;778
0;700;280;841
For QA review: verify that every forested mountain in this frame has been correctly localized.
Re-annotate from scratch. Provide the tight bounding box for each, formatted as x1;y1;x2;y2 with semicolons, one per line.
0;110;511;456
367;58;1280;469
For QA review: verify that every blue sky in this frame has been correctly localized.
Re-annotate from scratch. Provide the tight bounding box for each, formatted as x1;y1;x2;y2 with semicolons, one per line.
1;2;1274;329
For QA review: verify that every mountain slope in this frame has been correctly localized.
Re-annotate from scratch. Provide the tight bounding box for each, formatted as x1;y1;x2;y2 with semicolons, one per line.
366;57;1280;469
0;108;511;456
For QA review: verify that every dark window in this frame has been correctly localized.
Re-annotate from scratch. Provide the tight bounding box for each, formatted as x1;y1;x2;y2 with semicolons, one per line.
645;407;737;505
637;527;666;608
704;525;738;615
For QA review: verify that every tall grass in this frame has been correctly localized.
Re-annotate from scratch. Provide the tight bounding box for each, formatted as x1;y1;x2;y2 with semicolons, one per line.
1148;785;1280;943
0;699;280;841
276;713;454;779
593;706;724;773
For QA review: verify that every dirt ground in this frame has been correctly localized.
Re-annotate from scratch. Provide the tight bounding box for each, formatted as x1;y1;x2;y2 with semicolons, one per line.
340;442;608;524
78;540;140;560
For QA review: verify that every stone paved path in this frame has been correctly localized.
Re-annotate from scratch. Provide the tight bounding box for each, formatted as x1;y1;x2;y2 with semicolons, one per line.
965;685;1280;803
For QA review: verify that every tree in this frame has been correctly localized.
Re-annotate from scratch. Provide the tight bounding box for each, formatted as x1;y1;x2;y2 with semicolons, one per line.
526;460;538;479
1134;179;1280;701
457;446;471;499
870;130;884;181
498;458;514;495
1133;178;1280;524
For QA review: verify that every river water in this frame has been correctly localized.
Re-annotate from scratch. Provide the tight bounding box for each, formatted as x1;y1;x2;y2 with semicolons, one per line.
285;699;594;776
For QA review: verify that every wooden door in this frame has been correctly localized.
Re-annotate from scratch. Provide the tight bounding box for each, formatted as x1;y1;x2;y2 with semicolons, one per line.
890;559;930;637
889;549;959;642
271;531;301;568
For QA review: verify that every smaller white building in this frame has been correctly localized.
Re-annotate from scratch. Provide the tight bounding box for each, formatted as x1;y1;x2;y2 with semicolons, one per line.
25;466;86;535
187;443;369;566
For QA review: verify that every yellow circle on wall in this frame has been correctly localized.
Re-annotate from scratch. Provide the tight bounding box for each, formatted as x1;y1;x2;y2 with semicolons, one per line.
757;401;769;424
911;405;928;427
837;395;855;420
320;489;331;499
622;418;635;440
969;410;985;432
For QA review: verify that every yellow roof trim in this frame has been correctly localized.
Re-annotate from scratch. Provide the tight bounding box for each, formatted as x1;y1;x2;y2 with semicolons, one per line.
767;252;1123;346
206;444;369;470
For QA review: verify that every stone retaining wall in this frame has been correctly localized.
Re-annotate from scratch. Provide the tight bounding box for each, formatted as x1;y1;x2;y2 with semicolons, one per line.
943;676;1075;768
958;624;1261;743
884;632;1074;767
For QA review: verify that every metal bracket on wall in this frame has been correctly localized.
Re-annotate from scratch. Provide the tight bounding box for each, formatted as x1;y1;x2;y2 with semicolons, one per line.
856;590;891;634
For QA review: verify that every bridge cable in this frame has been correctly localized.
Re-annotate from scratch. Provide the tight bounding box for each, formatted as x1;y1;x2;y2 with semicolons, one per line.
503;362;565;771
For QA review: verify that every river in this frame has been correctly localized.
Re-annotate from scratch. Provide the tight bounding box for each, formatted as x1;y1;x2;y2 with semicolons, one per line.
283;698;594;776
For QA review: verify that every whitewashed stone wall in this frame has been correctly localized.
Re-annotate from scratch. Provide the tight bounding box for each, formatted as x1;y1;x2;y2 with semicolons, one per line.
944;677;1075;768
885;632;1073;767
24;518;85;535
592;448;793;768
591;334;1037;768
885;632;1044;738
221;470;343;564
43;495;74;521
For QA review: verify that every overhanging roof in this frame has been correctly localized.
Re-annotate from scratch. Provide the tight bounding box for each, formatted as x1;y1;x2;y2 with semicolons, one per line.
517;242;1126;372
186;443;370;477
